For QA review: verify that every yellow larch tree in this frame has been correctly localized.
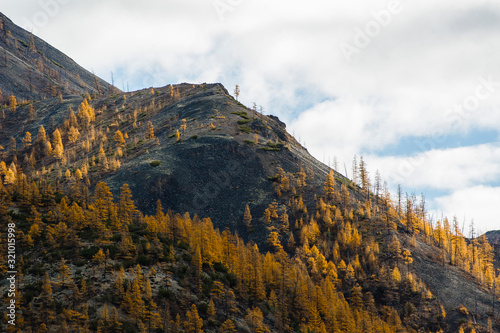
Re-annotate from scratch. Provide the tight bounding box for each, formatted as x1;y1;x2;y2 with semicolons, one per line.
37;126;47;142
8;95;16;112
184;304;203;333
75;169;83;181
52;129;64;159
67;126;79;142
147;121;155;139
114;130;125;147
58;258;72;286
324;170;336;200
221;319;237;333
22;132;32;148
243;203;252;231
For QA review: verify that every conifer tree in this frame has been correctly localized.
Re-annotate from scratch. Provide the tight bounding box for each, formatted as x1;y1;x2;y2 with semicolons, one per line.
93;249;105;266
234;84;240;101
4;167;15;185
192;245;202;292
184;304;203;333
118;183;137;227
324;169;336;200
75;169;83;181
41;272;55;322
245;307;269;332
207;298;216;322
9;95;16;112
52;129;64;159
94;182;115;222
58;258;72;285
37;126;47;142
8;136;16;154
114;130;125;147
267;231;282;251
358;155;370;194
68;126;79;142
402;249;413;276
42;140;52;157
388;234;402;264
147;121;155;139
221;319;238;332
22;132;32;148
243;203;252;231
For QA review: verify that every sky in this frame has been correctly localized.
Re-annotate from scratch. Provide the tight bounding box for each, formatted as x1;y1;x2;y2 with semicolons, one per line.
2;0;500;235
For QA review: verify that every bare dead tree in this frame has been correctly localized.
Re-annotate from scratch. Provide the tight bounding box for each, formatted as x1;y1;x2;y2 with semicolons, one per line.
91;68;103;95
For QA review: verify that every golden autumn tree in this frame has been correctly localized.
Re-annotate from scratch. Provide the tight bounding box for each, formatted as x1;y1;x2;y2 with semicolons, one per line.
67;126;79;142
245;307;269;332
392;267;401;284
114;130;125;147
22;132;32;148
93;249;105;266
37;126;47;142
184;304;203;333
147;121;155;139
207;298;216;322
118;183;138;227
8;95;16;112
221;319;237;332
243;203;252;231
402;249;413;276
58;258;72;286
3;167;15;185
267;230;282;251
52;129;64;159
324;170;336;200
77;98;95;127
94;182;116;223
75;169;83;181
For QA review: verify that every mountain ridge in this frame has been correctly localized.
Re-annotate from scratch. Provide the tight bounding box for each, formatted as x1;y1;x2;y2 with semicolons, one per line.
0;12;113;102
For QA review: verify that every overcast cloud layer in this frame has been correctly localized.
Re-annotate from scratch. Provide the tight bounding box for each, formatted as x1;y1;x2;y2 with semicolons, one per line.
2;0;500;234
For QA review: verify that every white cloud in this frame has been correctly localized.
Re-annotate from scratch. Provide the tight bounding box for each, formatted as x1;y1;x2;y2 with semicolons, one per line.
365;143;500;191
433;186;500;236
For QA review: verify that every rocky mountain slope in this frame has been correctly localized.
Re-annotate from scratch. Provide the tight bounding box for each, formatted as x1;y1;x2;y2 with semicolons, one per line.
0;12;499;333
0;12;112;102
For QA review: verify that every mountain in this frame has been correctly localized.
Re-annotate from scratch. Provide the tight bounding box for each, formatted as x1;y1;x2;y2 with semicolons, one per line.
0;12;113;102
485;230;500;271
0;13;499;333
486;231;500;246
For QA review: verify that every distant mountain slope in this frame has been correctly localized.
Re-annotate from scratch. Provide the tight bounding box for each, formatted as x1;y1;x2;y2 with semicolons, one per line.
485;230;500;271
486;230;500;246
0;12;113;102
